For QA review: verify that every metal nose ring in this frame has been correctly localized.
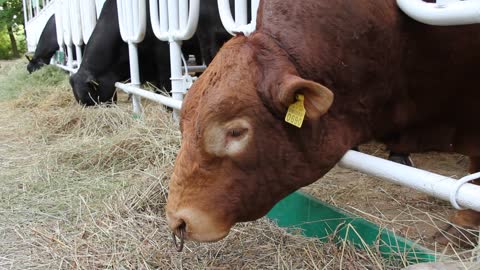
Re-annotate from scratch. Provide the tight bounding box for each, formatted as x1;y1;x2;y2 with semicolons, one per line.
172;227;185;252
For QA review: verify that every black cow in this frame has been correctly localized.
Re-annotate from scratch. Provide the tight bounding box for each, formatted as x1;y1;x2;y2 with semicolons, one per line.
70;0;231;106
26;15;58;73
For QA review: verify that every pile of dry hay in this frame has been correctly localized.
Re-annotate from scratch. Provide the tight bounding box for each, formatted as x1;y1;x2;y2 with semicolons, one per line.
0;59;475;269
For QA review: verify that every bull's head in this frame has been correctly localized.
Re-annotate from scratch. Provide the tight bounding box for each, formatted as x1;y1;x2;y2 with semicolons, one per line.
26;55;45;74
167;34;344;243
70;70;117;106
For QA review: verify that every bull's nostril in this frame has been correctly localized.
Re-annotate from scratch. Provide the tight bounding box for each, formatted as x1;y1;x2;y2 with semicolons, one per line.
172;220;186;252
177;220;186;232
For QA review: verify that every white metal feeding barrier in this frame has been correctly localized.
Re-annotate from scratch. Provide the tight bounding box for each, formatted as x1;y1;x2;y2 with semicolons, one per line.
54;0;98;73
56;0;74;71
23;0;56;52
397;0;480;26
115;0;148;115
149;0;200;117
114;0;201;117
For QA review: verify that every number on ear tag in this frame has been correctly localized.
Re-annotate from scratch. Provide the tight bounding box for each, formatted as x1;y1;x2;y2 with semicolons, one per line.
285;94;306;128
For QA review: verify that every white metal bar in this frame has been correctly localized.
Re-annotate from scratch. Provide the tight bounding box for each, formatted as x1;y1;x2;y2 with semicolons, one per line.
251;0;259;23
128;42;142;114
27;0;31;21
70;0;84;47
66;45;74;70
34;0;39;16
56;64;78;73
218;0;257;36
397;0;480;26
61;0;73;47
55;0;64;48
80;0;97;43
167;0;183;119
95;0;105;18
75;45;82;66
117;0;146;43
117;0;147;115
115;82;183;110
183;64;206;73
234;0;247;26
148;0;200;118
176;0;199;40
22;0;29;25
217;0;236;35
339;150;480;212
179;0;188;30
160;0;168;33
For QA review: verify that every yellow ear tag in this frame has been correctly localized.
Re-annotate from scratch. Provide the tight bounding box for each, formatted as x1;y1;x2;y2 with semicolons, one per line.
285;94;306;128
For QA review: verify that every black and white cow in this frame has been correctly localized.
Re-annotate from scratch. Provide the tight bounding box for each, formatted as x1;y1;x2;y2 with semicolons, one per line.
26;15;58;73
70;0;231;106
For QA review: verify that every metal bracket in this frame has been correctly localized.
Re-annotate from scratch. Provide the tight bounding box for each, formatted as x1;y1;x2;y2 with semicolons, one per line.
449;172;480;210
183;74;196;90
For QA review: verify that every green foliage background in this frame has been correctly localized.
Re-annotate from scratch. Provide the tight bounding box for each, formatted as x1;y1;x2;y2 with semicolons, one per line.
0;0;26;59
0;25;26;59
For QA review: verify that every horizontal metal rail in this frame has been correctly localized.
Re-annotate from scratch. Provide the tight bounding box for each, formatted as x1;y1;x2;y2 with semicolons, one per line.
339;150;480;212
56;64;78;73
184;65;207;73
115;82;182;110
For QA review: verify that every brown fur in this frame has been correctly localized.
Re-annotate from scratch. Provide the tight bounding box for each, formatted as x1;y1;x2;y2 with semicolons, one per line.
167;0;480;243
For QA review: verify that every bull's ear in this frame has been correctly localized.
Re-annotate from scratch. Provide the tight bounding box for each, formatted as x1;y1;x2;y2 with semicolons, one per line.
25;55;32;62
276;74;334;120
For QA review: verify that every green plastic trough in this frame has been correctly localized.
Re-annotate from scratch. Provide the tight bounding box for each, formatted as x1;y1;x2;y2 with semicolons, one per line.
267;191;437;264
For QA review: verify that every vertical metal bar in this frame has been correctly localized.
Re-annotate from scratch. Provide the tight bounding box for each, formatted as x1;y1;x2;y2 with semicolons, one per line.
160;0;168;32
127;0;134;40
22;0;28;24
179;0;188;30
66;45;74;70
132;0;139;37
167;0;183;119
35;0;39;16
27;0;32;20
128;42;142;115
75;45;82;66
234;0;247;26
251;0;259;22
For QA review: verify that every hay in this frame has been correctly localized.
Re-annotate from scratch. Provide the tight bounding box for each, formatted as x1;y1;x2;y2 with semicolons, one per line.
0;60;67;102
0;59;477;269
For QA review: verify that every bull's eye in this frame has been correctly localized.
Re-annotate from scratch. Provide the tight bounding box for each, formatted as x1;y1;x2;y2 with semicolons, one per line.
204;119;252;157
228;128;247;138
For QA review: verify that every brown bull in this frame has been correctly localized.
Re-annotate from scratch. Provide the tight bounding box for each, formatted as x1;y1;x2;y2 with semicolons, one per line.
167;0;480;245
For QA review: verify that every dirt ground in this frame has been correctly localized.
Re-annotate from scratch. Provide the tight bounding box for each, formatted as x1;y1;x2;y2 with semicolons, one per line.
303;142;477;252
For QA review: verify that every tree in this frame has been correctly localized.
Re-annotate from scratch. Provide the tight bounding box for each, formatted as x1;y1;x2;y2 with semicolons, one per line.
0;0;24;58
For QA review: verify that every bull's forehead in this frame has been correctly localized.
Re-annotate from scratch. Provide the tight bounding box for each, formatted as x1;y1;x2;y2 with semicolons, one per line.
181;36;260;133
